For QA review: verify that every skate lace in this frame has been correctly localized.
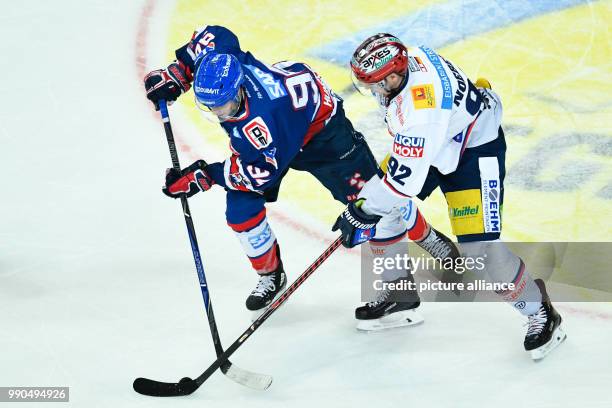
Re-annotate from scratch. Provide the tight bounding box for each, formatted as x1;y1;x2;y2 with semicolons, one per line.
525;306;548;336
251;275;276;298
419;231;451;260
366;289;390;308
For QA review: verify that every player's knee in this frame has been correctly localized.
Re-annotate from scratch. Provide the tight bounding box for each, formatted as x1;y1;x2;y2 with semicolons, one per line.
373;212;408;242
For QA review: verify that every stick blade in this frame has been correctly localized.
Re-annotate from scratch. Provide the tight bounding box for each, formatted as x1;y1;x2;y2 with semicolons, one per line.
222;364;273;390
133;376;198;397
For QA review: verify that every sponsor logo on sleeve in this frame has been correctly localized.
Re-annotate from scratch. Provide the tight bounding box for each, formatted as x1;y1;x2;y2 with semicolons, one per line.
482;179;501;233
419;46;452;110
414;56;427;72
242;116;272;149
408;56;428;73
243;65;286;99
393;134;425;158
479;157;502;234
411;84;436;109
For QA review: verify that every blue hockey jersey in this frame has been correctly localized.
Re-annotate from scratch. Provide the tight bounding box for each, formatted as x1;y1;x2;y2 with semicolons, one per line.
175;25;339;193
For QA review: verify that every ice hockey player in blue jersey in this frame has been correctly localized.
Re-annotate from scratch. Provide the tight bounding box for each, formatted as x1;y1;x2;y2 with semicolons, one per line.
143;25;459;319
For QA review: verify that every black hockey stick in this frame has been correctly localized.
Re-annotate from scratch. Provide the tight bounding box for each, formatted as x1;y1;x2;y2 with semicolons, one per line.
144;99;272;390
133;236;343;397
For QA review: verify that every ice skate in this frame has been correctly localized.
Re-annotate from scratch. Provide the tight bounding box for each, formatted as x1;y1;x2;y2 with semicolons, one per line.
524;279;567;360
355;277;423;332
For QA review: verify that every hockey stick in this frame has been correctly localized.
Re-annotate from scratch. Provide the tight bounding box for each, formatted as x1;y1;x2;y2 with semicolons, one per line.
133;236;343;397
146;99;272;390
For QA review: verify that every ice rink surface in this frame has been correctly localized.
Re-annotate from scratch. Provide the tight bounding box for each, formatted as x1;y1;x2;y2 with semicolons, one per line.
1;0;611;407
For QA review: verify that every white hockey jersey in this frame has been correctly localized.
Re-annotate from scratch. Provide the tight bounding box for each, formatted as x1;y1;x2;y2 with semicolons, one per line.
360;46;503;216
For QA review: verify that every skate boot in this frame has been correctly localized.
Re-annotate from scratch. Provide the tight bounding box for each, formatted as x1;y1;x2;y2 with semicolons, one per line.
355;277;423;331
245;261;286;313
415;226;461;269
524;279;566;360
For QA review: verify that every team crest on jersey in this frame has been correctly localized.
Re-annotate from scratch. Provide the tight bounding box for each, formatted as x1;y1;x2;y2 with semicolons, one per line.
393;134;425;158
242;116;272;149
411;84;435;109
408;56;427;72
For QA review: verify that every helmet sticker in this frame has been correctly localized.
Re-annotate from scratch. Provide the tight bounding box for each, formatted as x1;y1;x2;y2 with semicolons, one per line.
359;45;400;74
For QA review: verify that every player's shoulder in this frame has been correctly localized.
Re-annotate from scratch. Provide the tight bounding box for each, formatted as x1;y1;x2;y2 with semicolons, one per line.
406;46;433;76
389;80;443;128
240;60;290;106
189;25;241;55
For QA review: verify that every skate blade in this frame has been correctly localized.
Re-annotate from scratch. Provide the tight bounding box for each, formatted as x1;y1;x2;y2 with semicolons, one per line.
530;326;567;361
356;310;424;332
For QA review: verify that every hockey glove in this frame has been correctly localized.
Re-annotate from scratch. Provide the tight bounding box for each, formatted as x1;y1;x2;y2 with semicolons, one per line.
162;160;215;198
144;61;192;109
332;199;382;248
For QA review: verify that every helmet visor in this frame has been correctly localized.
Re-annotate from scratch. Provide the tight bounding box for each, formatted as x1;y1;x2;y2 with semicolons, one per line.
195;90;242;123
350;71;393;96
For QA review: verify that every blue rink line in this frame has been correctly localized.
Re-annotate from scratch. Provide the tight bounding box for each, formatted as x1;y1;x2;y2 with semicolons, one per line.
310;0;590;64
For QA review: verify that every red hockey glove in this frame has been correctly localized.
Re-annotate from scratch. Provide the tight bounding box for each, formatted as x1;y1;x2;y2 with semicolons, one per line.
144;61;192;110
162;160;215;198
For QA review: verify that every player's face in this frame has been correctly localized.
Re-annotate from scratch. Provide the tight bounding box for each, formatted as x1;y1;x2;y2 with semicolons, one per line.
371;74;404;96
352;73;404;97
210;99;240;122
196;88;243;123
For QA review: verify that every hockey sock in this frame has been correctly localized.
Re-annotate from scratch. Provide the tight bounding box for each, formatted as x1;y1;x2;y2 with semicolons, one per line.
460;240;542;315
230;214;279;274
406;209;429;241
368;232;411;282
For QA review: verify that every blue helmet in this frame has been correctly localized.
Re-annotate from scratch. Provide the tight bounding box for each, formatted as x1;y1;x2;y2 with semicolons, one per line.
193;52;244;108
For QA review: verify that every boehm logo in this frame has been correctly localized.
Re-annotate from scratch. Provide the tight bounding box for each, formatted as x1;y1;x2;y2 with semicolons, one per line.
485;180;500;232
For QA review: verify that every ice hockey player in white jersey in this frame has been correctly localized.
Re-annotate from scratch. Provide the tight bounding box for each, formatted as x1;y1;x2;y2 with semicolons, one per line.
332;33;566;360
